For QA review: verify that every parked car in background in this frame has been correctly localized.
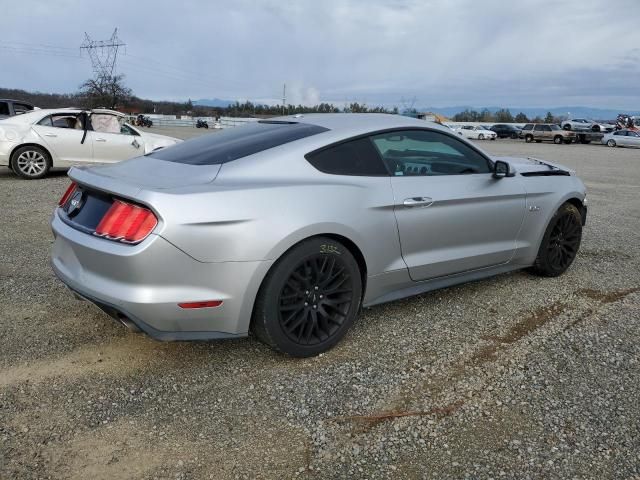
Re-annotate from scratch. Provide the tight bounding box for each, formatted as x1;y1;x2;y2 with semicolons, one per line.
0;108;181;179
51;114;586;357
521;124;576;144
457;125;497;140
490;124;522;139
0;99;37;119
601;130;640;148
561;118;614;132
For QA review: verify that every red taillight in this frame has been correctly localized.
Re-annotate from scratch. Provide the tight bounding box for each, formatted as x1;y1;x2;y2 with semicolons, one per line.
58;182;77;206
94;199;158;243
178;300;224;309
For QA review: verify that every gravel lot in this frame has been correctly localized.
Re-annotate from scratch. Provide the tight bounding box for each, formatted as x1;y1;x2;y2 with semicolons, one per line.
1;130;639;479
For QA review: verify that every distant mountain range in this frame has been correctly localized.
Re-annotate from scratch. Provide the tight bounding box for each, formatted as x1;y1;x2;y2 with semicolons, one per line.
193;98;234;108
420;106;640;121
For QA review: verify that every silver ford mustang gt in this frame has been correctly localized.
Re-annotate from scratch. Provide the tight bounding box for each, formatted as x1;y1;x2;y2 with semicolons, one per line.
51;114;587;357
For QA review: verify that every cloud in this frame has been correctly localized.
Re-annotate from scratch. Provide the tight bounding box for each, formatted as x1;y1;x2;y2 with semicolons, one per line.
1;0;639;108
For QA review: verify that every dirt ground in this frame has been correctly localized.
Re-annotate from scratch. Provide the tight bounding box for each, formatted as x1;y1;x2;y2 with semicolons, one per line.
1;132;639;479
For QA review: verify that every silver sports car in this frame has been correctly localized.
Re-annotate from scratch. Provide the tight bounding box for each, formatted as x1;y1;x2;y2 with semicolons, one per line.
51;114;587;357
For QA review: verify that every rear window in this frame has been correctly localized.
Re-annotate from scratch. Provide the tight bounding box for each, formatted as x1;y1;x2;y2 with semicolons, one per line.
148;121;328;165
0;102;9;116
305;137;388;176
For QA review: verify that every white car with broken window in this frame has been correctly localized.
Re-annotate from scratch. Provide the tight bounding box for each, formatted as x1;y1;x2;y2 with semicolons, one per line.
0;108;181;179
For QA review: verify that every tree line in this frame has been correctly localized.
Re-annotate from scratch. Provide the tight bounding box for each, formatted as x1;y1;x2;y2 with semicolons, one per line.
1;78;560;123
452;108;561;124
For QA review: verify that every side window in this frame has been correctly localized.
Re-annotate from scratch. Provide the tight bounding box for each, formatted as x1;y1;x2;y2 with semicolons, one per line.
614;131;625;136
533;125;541;131
13;103;33;115
522;124;533;131
120;124;139;136
370;129;491;176
305;137;388;176
542;125;552;131
38;114;82;129
0;102;9;116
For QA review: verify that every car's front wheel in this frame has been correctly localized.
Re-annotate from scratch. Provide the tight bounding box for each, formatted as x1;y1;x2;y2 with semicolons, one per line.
607;139;616;147
478;134;484;140
252;237;362;357
529;203;582;277
554;135;563;144
525;134;533;143
11;145;51;179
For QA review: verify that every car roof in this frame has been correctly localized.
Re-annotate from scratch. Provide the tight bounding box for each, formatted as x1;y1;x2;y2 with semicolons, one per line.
0;99;35;104
270;113;454;138
0;108;124;124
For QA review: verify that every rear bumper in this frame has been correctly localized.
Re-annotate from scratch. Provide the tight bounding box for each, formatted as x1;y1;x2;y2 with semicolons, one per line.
50;211;272;339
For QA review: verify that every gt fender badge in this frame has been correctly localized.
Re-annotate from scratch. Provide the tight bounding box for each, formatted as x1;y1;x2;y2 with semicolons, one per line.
529;205;541;212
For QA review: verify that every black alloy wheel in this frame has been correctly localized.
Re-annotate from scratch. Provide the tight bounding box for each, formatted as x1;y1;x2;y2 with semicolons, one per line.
530;203;582;277
252;237;362;357
278;255;353;346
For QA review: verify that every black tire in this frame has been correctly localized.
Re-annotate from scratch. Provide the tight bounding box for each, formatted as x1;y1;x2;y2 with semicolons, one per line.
525;134;533;143
511;132;518;139
607;139;616;148
529;203;582;277
478;134;484;140
251;237;362;357
554;135;563;144
10;145;51;179
592;125;600;132
563;124;571;131
563;138;573;144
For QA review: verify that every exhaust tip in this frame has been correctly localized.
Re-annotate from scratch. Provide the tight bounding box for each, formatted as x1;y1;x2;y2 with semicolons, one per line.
116;314;142;333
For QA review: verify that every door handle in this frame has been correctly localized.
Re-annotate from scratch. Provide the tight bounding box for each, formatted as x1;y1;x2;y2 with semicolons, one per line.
44;133;57;137
403;197;433;208
95;138;106;142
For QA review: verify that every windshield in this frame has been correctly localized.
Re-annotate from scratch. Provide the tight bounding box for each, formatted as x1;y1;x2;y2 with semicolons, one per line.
148;121;329;165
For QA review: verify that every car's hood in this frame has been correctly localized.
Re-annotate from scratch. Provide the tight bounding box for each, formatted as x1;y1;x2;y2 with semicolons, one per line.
492;156;575;175
69;156;221;195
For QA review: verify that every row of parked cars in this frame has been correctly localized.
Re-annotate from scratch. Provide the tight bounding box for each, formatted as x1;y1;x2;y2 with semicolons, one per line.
449;118;639;148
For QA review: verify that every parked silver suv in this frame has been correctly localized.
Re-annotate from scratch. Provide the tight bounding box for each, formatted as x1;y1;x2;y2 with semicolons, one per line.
521;124;576;144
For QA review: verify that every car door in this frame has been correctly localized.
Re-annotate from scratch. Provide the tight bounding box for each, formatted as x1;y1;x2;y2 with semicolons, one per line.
626;130;640;147
371;129;526;281
89;113;144;163
32;113;93;164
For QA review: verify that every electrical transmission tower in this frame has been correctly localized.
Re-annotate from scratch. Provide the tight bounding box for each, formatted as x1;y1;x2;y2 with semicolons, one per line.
80;28;125;78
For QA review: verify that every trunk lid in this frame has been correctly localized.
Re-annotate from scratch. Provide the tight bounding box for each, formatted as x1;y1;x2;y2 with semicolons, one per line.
69;156;221;194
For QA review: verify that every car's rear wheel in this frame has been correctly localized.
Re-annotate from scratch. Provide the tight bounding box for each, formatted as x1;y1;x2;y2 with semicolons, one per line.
554;135;563;144
563;124;571;130
529;203;582;277
525;134;533;143
607;139;616;147
11;146;51;179
251;237;362;357
511;132;518;139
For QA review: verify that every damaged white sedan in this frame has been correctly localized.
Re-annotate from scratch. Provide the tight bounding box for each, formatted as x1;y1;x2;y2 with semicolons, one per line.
0;108;181;179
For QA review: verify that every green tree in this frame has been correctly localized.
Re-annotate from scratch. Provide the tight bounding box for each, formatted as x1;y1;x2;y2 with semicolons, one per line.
494;109;514;123
514;112;529;123
544;111;554;123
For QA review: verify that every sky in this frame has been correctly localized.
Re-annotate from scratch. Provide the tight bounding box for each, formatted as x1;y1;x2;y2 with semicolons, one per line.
2;0;639;109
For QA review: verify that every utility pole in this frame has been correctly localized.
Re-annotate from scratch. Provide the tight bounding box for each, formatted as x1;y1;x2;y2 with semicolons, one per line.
80;28;125;78
282;83;286;115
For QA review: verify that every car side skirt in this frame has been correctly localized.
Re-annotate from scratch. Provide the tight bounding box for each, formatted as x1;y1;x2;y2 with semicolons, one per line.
363;263;525;308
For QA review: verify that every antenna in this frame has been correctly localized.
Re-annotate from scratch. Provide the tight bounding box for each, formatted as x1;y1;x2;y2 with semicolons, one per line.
80;28;126;78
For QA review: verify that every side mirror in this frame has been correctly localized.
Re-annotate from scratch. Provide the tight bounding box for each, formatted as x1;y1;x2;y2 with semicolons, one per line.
493;160;511;179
